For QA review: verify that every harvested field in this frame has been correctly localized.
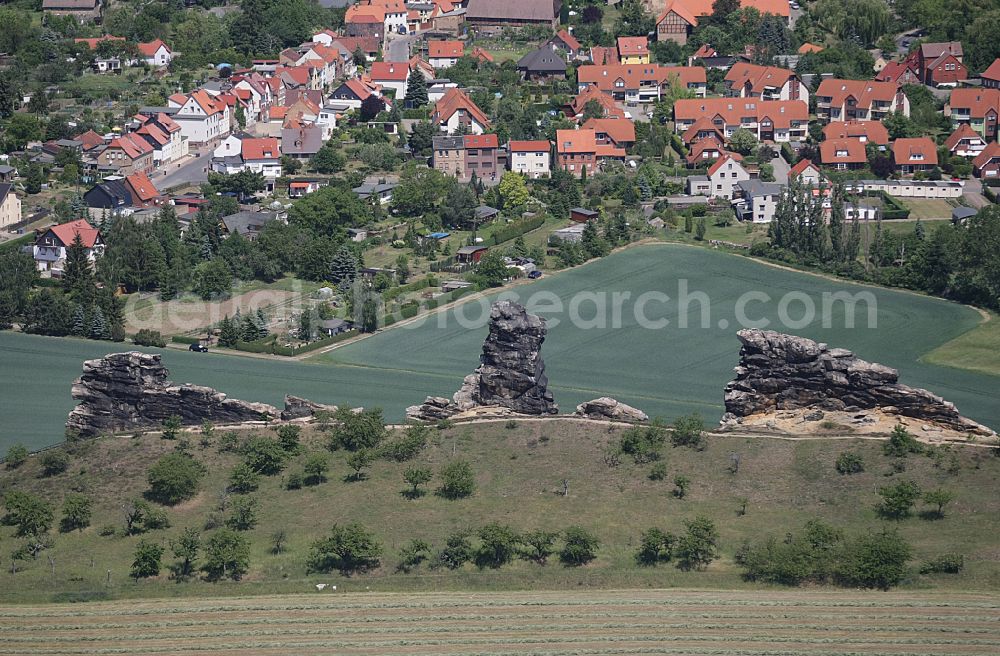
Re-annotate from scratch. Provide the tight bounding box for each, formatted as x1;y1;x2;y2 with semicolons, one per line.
2;589;998;655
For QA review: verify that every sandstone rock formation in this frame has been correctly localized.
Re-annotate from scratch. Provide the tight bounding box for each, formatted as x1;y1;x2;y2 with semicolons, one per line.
407;300;558;421
723;329;992;434
280;395;338;421
575;397;648;422
67;352;279;436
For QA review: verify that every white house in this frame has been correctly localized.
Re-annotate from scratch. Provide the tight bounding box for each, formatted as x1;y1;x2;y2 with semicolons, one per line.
736;179;784;224
508;140;551;179
369;62;408;99
428;40;463;69
687;154;750;199
168;90;230;146
32;219;104;274
137;39;173;67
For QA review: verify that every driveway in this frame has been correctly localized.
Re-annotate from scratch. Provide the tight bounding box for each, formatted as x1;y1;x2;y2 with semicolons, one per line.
385;33;417;62
962;179;991;210
771;152;791;184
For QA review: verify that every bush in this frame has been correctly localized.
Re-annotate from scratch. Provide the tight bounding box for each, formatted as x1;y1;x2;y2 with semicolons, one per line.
396;539;432;573
883;425;923;457
560;526;599;566
876;480;921;519
329;407;386;451
671;413;705;449
676;516;719;570
302;452;330;485
133;329;166;347
40;450;70;477
919;553;964;574
437;460;475;499
648;462;667;481
202;528;250;581
475;522;520;569
306;523;383;575
60;493;92;533
275;424;301;453
835;451;865;474
284;472;303;490
5;444;28;469
618;422;667;463
146;453;205;505
835;528;911;590
636;528;676;565
379;425;429;462
228;462;260;493
241;436;286;475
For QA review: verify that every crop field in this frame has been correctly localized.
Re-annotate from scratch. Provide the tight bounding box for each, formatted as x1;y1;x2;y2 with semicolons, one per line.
3;589;999;655
1;244;998;452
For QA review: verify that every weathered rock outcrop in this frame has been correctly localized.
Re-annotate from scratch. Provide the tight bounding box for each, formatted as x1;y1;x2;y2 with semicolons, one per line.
407;300;558;421
280;395;338;421
67;352;279;436
723;329;992;434
575;397;648;422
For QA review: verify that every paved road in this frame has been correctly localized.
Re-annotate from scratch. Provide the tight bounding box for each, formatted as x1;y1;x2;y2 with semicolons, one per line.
771;152;791;184
385;33;417;63
157;145;213;191
962;179;991;210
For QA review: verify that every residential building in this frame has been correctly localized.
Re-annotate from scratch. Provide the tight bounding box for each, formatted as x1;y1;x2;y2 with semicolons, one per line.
211;137;282;189
220;210;281;240
656;1;699;45
42;0;101;21
565;85;627;120
370;61;409;98
577;64;707;103
906;41;966;87
581;117;635;149
168;90;231;145
465;0;560;32
685;136;729;166
686;154;750;198
353;180;397;204
432;135;466;178
462;133;501;181
845;179;963;198
820;138;867;170
798;43;823;55
944;124;987;158
617;37;649;65
428;40;463;68
981;59;1000;89
288;179;323;198
431;88;491;134
973;142;1000;178
508;140;551;178
137;39;173;67
329;78;381;110
892;137;938;175
673;98;809;142
724;62;806;102
555;129;625;178
945;88;1000;141
131;112;188;164
281;122;324;161
83;178;133;210
517;47;567;80
735;179;783;223
547;29;585;60
0;183;21;230
97;133;155;175
874;61;919;86
124;172;162;208
821;120;889;145
789;159;826;187
815;79;909;122
33;219;104;274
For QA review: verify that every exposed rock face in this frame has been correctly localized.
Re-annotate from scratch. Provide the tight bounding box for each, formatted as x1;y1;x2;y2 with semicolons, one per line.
575;397;648;422
280;395;338;421
407;300;558;421
67;352;278;436
723;330;992;434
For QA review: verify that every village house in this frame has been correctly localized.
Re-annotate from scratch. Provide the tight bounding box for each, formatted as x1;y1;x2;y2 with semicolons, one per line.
123;172;163;208
431;88;491;134
221;210;282;240
892;137;938;175
617;37;649;65
577;64;707;103
820;138;867;170
168;90;231;145
555;129;626;178
0;183;21;230
33;219;104;274
673;98;809;142
288;179;323;198
83;177;134;211
685;136;730;166
131;112;188;165
211;136;282;190
735;179;784;224
789;159;826;188
517;46;568;81
821;120;890;146
981;59;1000;89
508;140;551;179
581;117;636;150
724;63;807;103
547;30;586;61
97;133;155;176
945;88;1000;142
972;142;1000;179
432;135;465;178
944;124;987;158
427;40;464;69
686;153;750;198
815;79;910;123
42;0;101;21
137;39;173;67
465;0;560;33
353;180;397;204
329;78;382;110
874;61;920;86
370;62;409;98
656;1;699;45
905;42;966;87
565;85;627;120
281;122;324;161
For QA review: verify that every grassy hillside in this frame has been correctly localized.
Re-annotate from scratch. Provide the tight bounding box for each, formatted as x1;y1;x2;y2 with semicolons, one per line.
4;589;999;655
2;419;998;604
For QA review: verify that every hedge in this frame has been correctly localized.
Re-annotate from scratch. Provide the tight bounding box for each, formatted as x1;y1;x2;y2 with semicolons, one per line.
276;329;359;356
781;142;796;164
865;191;910;220
383;276;434;302
984;185;999;204
171;335;202;345
235;336;278;354
488;214;545;245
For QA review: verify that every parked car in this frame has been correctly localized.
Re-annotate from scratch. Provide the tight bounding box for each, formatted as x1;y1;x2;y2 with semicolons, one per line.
528;270;543;279
189;343;209;353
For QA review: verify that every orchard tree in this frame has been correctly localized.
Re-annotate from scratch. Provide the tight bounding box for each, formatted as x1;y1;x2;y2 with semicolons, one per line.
131;540;164;579
437;460;475;499
636;528;677;565
203;528;250;580
170;527;201;578
922;488;955;519
474;522;519;568
302;452;329;485
147;453;206;505
60;494;92;533
242;435;286;475
3;491;54;537
306;523;383;575
876;480;921;519
676;516;719;570
403;466;432;498
330;407;386;451
521;530;559;564
559;526;600;566
346;449;375;481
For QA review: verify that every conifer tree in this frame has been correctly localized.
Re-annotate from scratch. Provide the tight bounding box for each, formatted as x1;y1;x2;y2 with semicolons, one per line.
404;68;428;107
89;306;108;340
330;245;359;286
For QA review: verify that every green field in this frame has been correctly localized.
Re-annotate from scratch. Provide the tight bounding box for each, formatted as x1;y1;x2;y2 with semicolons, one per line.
3;589;998;655
1;244;997;452
2;421;999;604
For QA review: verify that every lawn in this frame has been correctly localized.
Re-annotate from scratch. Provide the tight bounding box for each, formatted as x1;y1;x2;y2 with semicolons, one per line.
2;244;998;452
4;588;998;654
898;198;960;221
2;420;999;604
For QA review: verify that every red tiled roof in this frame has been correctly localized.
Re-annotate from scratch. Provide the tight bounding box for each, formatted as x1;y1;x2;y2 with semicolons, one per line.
725;62;796;95
569;86;626;119
874;61;918;84
556;128;596;154
798;43;823;54
242;137;280;160
49;219;100;249
428;40;463;58
707;154;744;176
820;138;867;165
75;129;105;151
137;39;170;57
686;136;727;164
189;90;226;116
471;46;494;63
973;141;1000;169
577;64;706;92
665;0;788;18
947;88;1000;119
674;98;808;129
816;78;899;108
589;46;616;66
370;61;408;81
821;120;889;145
691;44;716;59
581;117;636;144
463;133;498;149
73;36;125;50
509;140;550;152
892;137;938;166
617;37;648;57
944;123;984;151
981;59;1000;83
136;122;168;146
658;0;698;27
125;172;159;202
789;158;821;178
433;88;491;129
555;29;580;52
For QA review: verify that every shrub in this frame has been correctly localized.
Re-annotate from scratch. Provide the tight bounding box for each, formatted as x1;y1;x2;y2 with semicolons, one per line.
275;424;301;453
329;407;386;451
60;493;92;533
147;453;205;505
219;431;241;453
475;522;520;569
876;480;921;519
131;540;164;579
303;452;330;485
40;450;70;477
133;329;166;347
228;462;260;493
919;553;964;574
437;531;473;569
835;528;911;590
396;539;432;573
636;528;676;565
437;460;475;499
883;425;923;457
307;523;383;575
648;462;667;481
241;436;286;475
835;451;865;474
618;422;667;463
161;415;182;440
285;472;303;490
5;444;28;469
380;425;428;462
520;530;559;564
671;413;705;449
673;475;690;499
346;449;375;481
560;526;599;566
403;466;432;498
